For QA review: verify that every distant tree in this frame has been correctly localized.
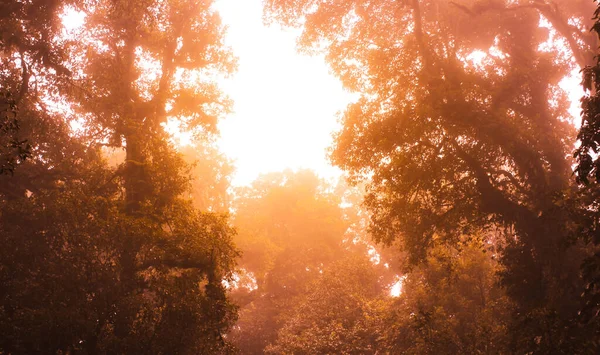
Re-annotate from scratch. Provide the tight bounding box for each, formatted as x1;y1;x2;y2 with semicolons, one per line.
266;253;389;355
265;0;595;350
229;170;352;353
265;236;510;355
181;143;234;212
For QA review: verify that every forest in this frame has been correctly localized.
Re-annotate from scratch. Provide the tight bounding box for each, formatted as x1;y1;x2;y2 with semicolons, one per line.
2;0;600;353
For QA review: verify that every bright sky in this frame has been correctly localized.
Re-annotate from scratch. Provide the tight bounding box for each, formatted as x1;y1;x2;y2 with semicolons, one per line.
213;2;583;186
62;2;583;187
60;1;354;187
214;0;354;186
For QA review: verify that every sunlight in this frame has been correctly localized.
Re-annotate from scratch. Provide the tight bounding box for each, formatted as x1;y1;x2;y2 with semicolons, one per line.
390;277;404;298
60;1;585;187
9;0;600;352
60;7;85;31
60;1;354;185
214;0;354;186
466;50;487;69
560;68;584;126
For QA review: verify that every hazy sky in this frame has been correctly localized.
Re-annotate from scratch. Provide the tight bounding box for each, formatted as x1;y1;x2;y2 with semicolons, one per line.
63;1;583;187
214;0;354;186
212;1;583;186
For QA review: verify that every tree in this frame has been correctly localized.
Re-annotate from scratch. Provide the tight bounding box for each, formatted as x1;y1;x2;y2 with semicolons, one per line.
378;240;511;354
229;170;351;353
69;0;235;214
263;232;510;355
0;0;77;190
0;0;240;352
265;0;595;351
66;0;239;350
0;160;239;353
576;2;600;185
0;92;30;175
181;143;234;212
574;0;600;344
266;253;389;355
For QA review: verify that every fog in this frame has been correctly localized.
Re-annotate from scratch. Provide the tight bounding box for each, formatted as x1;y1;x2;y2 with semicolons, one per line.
2;0;600;353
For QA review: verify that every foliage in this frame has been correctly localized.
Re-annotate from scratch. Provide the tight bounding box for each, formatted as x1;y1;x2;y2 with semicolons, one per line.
229;170;353;353
266;253;388;355
181;143;234;212
379;241;511;354
0;91;31;175
4;0;600;352
576;2;600;185
67;0;235;214
265;0;596;351
574;0;600;345
232;170;347;286
0;151;238;353
0;0;240;353
261;233;511;355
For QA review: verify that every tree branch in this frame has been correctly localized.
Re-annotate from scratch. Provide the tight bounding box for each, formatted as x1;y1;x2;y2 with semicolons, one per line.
530;1;587;69
448;138;541;242
16;52;30;105
410;0;433;69
491;168;527;195
138;256;210;271
451;0;590;68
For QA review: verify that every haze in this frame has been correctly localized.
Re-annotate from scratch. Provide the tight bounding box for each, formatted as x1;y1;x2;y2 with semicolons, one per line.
3;0;600;354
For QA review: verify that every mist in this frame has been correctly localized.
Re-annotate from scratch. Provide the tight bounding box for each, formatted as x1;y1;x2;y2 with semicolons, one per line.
2;0;600;354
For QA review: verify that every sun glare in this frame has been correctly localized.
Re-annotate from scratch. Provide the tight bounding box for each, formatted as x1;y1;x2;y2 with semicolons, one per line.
60;1;354;186
58;1;585;189
61;7;85;31
214;0;355;186
390;277;404;297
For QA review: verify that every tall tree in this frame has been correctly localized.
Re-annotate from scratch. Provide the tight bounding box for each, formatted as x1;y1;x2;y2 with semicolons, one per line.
70;0;234;214
574;0;600;343
265;0;595;351
67;0;240;351
0;0;240;352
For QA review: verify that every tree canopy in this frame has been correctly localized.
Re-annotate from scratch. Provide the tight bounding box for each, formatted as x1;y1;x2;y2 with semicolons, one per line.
0;0;239;353
264;0;600;351
4;0;600;353
229;170;355;353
